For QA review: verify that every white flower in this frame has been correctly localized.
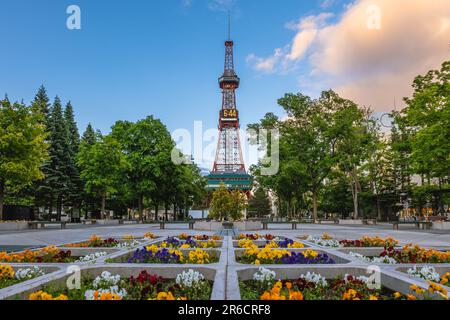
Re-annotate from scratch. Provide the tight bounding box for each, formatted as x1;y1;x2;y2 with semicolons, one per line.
349;252;397;264
115;240;141;249
92;271;122;288
344;274;370;285
14;266;45;281
75;252;107;263
253;267;276;283
176;269;205;288
306;236;342;248
299;272;328;287
407;266;441;282
84;287;127;300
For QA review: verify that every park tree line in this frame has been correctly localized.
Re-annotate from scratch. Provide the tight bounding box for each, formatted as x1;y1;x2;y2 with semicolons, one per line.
248;61;450;221
0;86;206;221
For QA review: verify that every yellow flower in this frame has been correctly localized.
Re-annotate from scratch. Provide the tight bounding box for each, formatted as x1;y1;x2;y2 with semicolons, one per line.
146;245;159;253
29;291;68;300
393;292;402;299
152;292;187;300
410;284;425;295
369;295;378;300
144;232;156;239
288;242;304;249
342;289;359;300
301;249;318;259
254;259;261;265
406;294;417;300
93;291;122;300
0;264;15;280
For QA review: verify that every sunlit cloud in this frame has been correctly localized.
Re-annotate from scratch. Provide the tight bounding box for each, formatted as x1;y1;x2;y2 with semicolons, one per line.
247;0;450;111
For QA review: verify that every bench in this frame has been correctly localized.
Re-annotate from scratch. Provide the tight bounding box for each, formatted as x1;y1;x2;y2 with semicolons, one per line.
262;222;298;230
418;221;433;230
28;221;67;229
81;219;97;225
392;221;419;230
159;221;195;230
363;219;377;225
317;219;339;225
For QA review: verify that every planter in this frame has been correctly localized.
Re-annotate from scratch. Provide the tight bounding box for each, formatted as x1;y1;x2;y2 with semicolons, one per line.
227;265;448;300
0;222;29;231
338;219;364;225
222;222;234;229
431;221;450;231
0;265;225;300
194;221;262;231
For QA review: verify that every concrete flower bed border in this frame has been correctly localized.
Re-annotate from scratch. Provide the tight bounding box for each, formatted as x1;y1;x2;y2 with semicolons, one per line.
1;232;449;300
0;221;29;231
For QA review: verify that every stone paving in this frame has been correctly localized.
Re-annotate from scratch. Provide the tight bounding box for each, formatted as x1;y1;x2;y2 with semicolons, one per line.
0;224;449;300
0;223;448;248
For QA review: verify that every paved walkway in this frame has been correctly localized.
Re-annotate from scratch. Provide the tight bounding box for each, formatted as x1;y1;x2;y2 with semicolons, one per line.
0;223;448;249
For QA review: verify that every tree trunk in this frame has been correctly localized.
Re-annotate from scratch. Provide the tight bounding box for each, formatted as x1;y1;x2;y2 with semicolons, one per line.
48;193;53;217
312;190;318;221
101;192;106;220
154;204;158;221
0;181;4;221
56;196;62;221
164;203;168;221
376;195;381;220
353;186;359;219
138;194;143;221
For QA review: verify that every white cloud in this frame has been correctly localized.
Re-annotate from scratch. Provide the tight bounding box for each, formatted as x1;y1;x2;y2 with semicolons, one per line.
247;0;450;111
207;0;235;12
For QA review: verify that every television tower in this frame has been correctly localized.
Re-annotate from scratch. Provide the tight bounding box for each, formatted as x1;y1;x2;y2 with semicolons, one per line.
207;14;252;194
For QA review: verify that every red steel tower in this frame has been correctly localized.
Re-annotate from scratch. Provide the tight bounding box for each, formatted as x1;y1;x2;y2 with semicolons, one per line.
207;23;252;193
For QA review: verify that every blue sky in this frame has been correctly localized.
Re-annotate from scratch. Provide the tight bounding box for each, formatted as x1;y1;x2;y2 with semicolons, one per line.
1;0;449;168
0;0;344;134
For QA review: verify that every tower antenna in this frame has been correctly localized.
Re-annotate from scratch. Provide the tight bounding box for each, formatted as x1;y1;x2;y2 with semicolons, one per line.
228;10;231;40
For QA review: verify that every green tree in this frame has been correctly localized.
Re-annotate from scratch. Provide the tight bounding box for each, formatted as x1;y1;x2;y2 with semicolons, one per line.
248;187;271;218
64;102;82;212
47;96;71;220
111;116;175;221
32;86;52;210
209;184;233;221
0;98;48;219
77;134;129;219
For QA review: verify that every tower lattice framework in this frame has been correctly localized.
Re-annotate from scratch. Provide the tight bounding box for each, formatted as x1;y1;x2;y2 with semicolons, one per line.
212;39;246;173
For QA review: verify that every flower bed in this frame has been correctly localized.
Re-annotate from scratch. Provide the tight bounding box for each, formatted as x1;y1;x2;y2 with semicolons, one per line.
0;246;108;264
28;269;213;300
236;247;335;265
239;267;447;300
236;234;281;241
178;233;222;241
303;234;398;248
0;265;45;290
236;238;305;249
115;247;220;264
154;237;221;249
349;245;450;264
63;235;142;249
405;266;450;287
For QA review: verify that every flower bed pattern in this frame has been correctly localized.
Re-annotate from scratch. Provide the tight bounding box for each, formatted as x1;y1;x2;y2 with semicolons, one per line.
237;247;335;265
155;237;220;249
350;245;450;264
304;234;398;248
237;239;304;249
28;269;212;300
0;265;45;290
123;247;219;264
239;267;447;300
0;246;109;264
